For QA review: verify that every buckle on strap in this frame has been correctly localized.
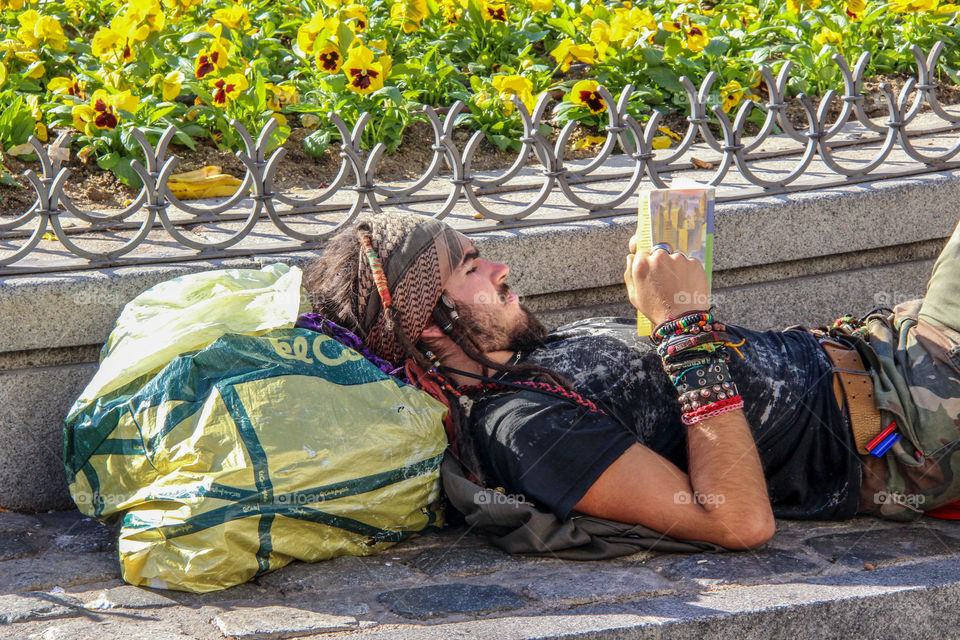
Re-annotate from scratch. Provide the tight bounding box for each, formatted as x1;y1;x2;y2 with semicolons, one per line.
819;339;884;455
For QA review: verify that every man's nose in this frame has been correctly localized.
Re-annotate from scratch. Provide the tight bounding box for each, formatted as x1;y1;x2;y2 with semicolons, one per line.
489;260;510;283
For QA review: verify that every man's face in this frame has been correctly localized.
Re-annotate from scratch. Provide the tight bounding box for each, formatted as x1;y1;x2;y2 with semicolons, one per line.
442;241;547;352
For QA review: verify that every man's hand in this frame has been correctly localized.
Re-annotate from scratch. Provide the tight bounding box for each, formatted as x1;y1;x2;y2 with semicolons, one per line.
624;235;709;325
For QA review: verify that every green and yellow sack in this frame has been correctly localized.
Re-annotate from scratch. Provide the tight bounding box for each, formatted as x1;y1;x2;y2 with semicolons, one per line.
63;264;448;592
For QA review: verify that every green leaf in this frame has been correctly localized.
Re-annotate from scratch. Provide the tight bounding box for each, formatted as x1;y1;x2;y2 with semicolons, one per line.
488;133;511;150
546;17;575;37
641;47;665;66
303;129;333;158
704;36;730;57
96;152;121;171
643;66;685;94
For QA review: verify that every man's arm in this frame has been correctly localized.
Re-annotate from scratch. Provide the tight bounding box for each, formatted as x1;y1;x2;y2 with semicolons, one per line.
572;246;775;550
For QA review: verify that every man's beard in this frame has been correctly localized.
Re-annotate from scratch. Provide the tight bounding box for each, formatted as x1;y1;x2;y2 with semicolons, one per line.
454;293;548;353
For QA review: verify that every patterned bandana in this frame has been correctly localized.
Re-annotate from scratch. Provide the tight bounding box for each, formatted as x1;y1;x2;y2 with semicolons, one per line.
355;213;472;365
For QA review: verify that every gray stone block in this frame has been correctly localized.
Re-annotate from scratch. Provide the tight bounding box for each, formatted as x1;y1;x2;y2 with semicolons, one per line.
493;562;677;605
53;518;116;554
255;556;424;593
0;552;119;593
646;549;819;584
83;585;176;610
214;606;358;638
0;532;36;561
377;583;525;619
0;592;81;624
805;526;960;568
0;363;96;512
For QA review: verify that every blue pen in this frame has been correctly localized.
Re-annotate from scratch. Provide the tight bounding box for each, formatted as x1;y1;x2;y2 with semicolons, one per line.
870;432;901;457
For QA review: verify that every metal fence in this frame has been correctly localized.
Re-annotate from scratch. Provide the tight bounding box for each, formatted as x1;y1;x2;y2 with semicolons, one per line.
5;41;960;272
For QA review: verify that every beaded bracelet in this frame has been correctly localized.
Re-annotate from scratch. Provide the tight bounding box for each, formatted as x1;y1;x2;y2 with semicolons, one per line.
652;311;714;344
682;395;745;426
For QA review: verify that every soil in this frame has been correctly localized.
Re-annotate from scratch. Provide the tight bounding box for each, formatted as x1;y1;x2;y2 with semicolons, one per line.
2;73;959;216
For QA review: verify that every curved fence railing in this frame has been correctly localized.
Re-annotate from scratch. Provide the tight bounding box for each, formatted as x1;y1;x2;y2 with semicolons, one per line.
5;42;960;271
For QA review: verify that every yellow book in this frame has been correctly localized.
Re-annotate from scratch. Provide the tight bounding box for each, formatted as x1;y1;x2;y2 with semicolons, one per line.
636;182;715;336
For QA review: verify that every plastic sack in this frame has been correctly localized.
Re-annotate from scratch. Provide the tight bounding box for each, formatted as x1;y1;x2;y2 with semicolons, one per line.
64;265;448;592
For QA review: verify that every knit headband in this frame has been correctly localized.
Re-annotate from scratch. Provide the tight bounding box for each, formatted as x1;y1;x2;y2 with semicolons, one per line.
355;213;472;366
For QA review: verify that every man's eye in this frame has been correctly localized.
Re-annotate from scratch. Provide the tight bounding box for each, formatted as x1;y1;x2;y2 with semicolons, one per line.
466;266;477;274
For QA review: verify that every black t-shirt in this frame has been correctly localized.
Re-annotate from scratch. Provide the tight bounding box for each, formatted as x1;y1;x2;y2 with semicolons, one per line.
465;317;861;521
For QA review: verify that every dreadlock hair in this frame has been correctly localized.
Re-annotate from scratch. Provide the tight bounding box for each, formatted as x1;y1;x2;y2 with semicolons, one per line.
302;220;573;483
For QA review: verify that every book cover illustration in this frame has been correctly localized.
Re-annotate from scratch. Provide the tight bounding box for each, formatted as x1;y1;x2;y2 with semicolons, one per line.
635;183;715;336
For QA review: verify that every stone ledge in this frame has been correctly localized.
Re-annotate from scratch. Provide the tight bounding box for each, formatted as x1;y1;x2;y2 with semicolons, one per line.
4;510;960;640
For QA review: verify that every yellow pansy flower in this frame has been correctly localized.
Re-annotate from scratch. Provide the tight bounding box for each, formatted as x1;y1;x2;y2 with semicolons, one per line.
0;0;28;10
786;0;822;12
315;44;343;73
391;0;429;33
71;90;138;134
549;39;595;72
530;0;553;11
16;9;67;51
720;80;746;113
297;12;339;54
482;0;507;21
891;0;937;10
266;83;299;110
194;39;229;79
210;72;248;106
342;45;384;94
0;62;6;89
342;4;368;31
590;19;611;61
492;74;535;113
212;5;250;31
570;79;606;114
48;75;85;99
813;27;842;50
162;70;184;101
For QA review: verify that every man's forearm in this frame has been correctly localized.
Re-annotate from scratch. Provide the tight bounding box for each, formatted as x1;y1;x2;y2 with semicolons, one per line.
684;408;775;549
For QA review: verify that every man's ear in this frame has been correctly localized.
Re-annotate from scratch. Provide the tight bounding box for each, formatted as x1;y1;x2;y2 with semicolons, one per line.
421;322;445;340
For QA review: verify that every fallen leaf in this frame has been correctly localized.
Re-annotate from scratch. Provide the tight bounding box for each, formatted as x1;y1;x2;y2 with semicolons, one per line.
473;212;484;219
651;136;672;150
658;126;682;141
864;563;876;571
691;157;715;170
41;232;56;241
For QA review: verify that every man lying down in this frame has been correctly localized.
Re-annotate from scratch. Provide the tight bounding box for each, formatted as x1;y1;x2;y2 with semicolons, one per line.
301;211;960;550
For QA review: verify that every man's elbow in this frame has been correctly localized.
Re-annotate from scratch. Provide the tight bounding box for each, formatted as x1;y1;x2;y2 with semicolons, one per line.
718;512;776;550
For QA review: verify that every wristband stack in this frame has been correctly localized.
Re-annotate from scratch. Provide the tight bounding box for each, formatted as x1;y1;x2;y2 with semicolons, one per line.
652;311;744;426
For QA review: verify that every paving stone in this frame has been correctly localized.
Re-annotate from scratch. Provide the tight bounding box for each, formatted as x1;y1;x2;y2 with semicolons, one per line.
23;619;188;640
0;511;41;532
408;546;516;577
214;606;358;638
35;511;87;530
492;563;677;605
1;552;120;592
647;549;820;584
0;531;36;561
52;518;116;554
256;556;423;593
0;592;82;624
805;526;960;567
377;583;525;619
83;585;177;610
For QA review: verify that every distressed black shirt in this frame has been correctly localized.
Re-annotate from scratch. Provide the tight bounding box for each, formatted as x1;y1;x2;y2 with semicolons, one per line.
465;317;861;521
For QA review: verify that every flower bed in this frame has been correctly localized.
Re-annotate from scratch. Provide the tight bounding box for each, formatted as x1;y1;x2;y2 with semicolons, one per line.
1;0;959;196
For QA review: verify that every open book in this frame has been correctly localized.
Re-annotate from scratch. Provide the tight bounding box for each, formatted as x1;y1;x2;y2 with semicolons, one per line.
636;181;715;336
